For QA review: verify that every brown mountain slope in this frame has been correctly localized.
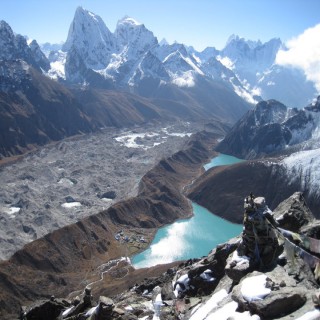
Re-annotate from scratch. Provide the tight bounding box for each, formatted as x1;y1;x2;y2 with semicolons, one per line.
149;76;250;124
0;61;95;157
71;87;166;128
187;160;311;223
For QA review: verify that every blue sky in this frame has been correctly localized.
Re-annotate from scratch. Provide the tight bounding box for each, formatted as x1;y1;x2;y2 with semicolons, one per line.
0;0;319;50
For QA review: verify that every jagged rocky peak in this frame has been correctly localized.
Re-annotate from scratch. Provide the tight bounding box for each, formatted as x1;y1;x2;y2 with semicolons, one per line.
115;15;158;54
215;99;293;159
63;6;115;69
159;37;169;46
0;20;45;71
305;95;320;112
0;20;27;60
130;51;169;84
253;99;289;125
221;35;282;74
225;34;261;49
223;34;281;59
29;40;50;71
216;95;320;159
0;20;21;60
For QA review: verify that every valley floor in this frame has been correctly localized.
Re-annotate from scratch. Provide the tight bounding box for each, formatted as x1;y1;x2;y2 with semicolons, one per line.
0;120;204;260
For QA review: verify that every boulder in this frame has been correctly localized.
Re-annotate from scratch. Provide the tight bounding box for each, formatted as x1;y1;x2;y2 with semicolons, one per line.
98;191;116;199
232;269;307;319
22;299;66;320
273;192;314;232
225;251;251;283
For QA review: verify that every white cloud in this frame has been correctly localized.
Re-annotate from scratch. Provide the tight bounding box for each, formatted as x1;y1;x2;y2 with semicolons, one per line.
276;24;320;90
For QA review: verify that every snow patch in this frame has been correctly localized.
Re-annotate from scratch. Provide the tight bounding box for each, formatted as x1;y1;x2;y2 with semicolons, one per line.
206;301;260;319
200;269;215;282
189;289;228;320
281;148;320;196
4;207;21;216
114;132;159;149
85;306;98;317
173;273;190;297
231;249;250;266
217;55;234;70
295;309;320;320
58;178;74;186
241;275;271;302
61;202;82;208
62;306;75;318
233;83;257;104
172;71;196;87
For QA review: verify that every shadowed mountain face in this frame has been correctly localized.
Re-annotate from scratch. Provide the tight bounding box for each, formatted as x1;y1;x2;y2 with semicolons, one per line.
0;61;96;158
216;98;320;160
187;160;306;223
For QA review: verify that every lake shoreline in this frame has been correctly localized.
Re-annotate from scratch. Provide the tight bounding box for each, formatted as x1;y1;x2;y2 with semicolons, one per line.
132;154;244;269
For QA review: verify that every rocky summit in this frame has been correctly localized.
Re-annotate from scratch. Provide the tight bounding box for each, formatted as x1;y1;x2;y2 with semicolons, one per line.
19;192;320;320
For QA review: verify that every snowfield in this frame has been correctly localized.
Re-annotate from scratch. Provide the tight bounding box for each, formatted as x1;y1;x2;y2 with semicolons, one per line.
281;148;320;196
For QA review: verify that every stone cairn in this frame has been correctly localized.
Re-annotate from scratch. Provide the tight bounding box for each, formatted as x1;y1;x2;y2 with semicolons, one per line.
239;194;283;268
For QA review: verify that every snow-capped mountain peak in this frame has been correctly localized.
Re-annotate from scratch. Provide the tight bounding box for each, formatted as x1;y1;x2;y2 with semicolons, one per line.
117;15;142;27
115;15;158;54
63;6;115;69
41;7;315;108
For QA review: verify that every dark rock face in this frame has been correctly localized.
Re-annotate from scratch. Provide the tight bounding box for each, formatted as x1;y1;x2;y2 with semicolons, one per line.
0;62;96;158
216;98;318;160
188;159;320;221
98;191;117;200
273;192;315;232
0;21;47;71
21;299;66;320
216;99;291;159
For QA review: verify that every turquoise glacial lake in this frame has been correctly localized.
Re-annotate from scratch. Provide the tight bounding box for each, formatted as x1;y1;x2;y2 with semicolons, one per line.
132;154;243;268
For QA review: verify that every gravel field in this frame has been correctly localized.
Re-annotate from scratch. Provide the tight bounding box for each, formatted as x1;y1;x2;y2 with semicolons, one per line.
0;121;201;260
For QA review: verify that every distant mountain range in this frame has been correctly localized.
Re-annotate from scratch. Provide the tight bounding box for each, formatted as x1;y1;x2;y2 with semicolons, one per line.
45;7;316;108
0;6;318;158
